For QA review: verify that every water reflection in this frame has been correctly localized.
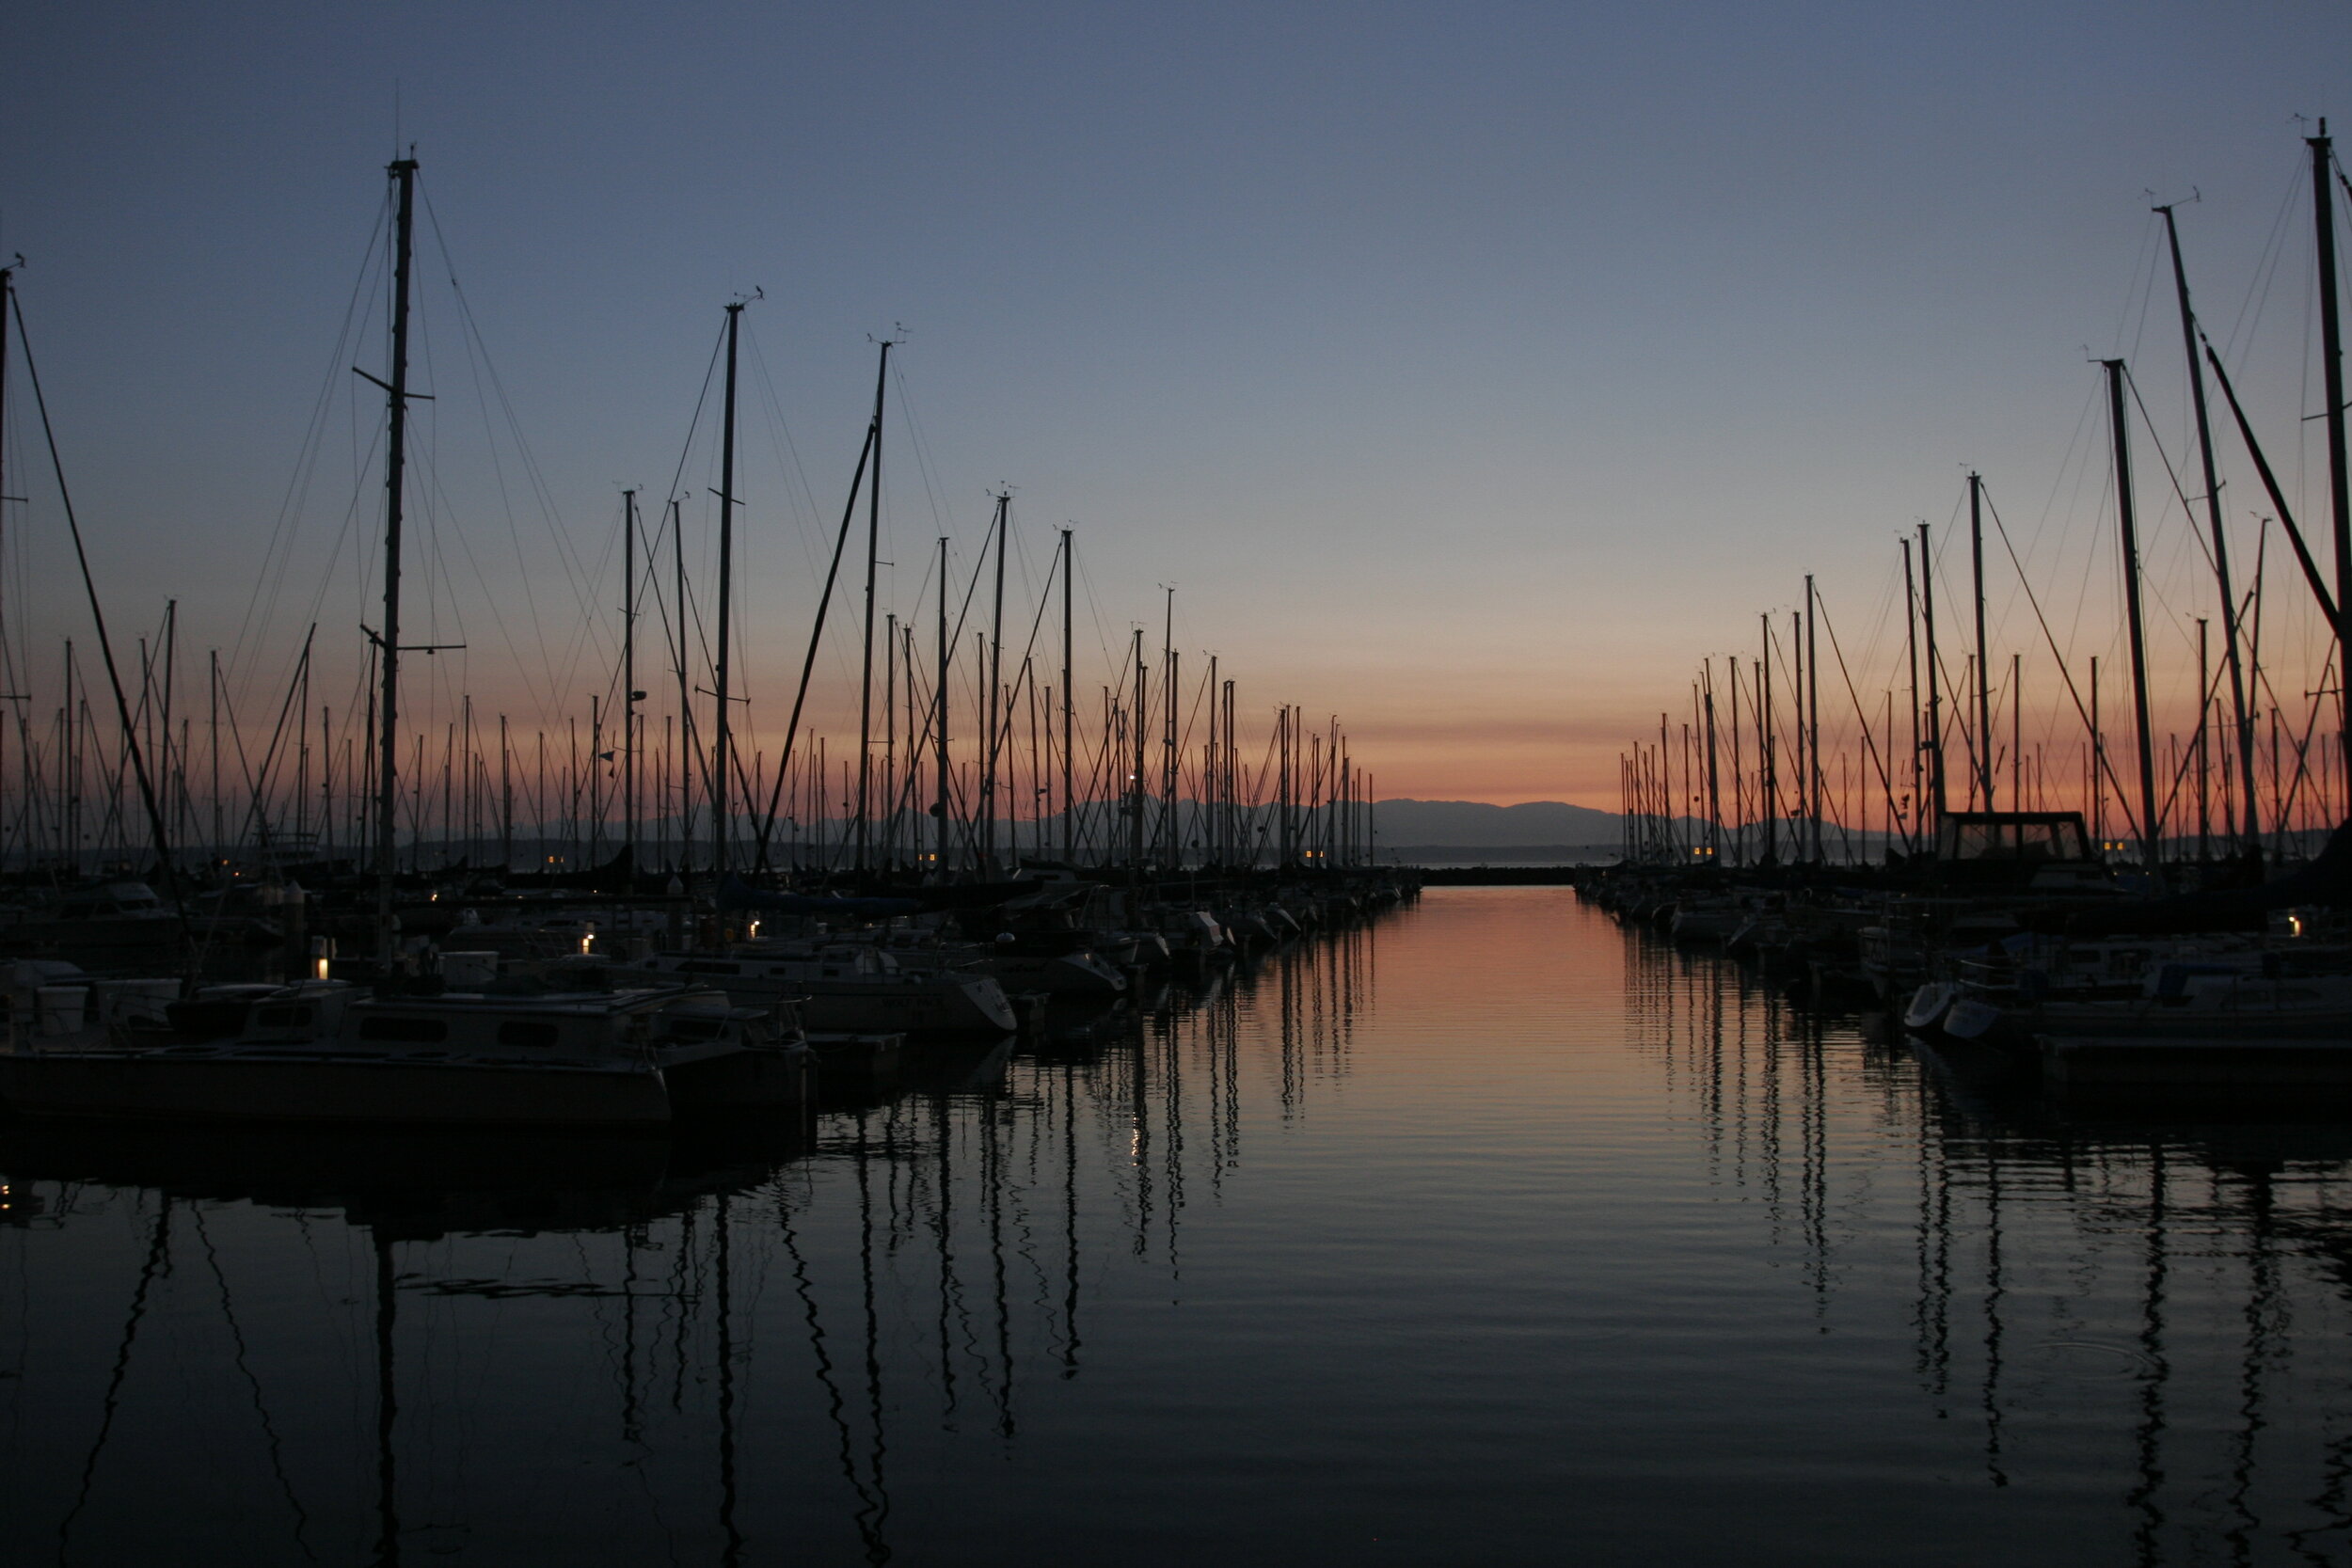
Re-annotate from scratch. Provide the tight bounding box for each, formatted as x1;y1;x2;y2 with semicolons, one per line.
9;893;2352;1565
0;926;1372;1567
1621;914;2352;1564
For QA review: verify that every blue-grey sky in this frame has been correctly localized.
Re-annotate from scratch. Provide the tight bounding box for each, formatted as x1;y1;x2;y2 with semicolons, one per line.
4;1;2347;803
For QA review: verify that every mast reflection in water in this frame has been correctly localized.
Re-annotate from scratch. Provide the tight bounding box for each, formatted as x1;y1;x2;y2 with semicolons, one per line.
6;889;2352;1565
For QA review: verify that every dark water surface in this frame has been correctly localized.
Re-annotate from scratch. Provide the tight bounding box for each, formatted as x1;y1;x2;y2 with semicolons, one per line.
7;887;2352;1565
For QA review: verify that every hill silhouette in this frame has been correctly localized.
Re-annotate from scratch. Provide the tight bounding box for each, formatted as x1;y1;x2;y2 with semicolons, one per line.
1371;799;1619;848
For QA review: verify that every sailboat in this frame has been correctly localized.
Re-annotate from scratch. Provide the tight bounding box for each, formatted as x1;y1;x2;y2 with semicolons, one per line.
0;971;807;1125
0;157;817;1129
612;940;1020;1037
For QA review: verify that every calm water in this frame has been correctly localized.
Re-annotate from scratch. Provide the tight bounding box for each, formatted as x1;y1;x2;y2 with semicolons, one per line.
6;887;2352;1566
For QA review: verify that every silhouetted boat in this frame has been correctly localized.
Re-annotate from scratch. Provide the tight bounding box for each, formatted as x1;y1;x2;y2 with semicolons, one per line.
0;979;808;1127
615;942;1018;1036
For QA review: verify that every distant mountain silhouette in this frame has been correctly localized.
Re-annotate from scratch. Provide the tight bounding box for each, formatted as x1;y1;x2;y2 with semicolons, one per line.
1372;799;1620;847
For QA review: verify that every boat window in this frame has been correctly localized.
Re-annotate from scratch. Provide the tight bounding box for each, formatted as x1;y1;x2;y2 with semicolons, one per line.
677;960;741;975
358;1015;449;1044
251;1005;314;1029
1941;816;2090;863
496;1021;561;1049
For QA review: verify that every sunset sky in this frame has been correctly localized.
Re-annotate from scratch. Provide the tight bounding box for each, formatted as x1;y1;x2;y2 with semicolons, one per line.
6;2;2351;810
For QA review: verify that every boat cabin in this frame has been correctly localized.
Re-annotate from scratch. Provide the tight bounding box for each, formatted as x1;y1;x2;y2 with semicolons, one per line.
1927;812;2104;890
223;981;774;1058
1935;812;2095;863
56;882;171;921
658;943;893;981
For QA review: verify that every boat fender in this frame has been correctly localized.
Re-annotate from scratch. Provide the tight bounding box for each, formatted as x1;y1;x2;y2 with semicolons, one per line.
1901;983;1954;1032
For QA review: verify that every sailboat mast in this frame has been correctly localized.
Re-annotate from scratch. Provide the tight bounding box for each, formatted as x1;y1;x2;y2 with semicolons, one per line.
853;341;891;871
711;300;742;875
1130;629;1147;868
2157;203;2261;853
1901;538;1921;853
0;261;11;871
373;154;419;958
1759;614;1776;863
500;713;511;870
2106;359;2161;867
1223;679;1236;866
163;602;178;861
1804;577;1820;863
2312;121;2352;756
2010;652;2022;822
882;611;897;865
1702;659;1722;861
1161;588;1175;866
982;492;1008;872
1207;653;1220;864
1060;528;1073;864
2090;657;2104;850
671;497;693;871
211;649;221;863
0;261;8;677
934;534;950;871
1968;473;1994;812
1726;660;1746;863
1278;705;1293;865
1918;521;1947;838
2197;618;2211;859
622;488;638;865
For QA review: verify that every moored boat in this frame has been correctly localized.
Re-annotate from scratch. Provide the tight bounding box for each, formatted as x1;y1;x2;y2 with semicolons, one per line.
613;942;1019;1037
0;979;807;1127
